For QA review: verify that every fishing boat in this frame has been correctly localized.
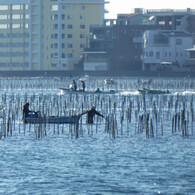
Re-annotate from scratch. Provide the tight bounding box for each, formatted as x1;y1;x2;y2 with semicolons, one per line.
59;88;117;94
23;114;80;124
138;88;170;94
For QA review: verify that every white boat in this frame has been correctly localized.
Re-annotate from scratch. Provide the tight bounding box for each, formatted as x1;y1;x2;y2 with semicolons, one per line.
59;88;117;94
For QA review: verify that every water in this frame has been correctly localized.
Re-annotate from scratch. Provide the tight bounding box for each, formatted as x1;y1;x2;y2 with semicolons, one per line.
0;77;195;194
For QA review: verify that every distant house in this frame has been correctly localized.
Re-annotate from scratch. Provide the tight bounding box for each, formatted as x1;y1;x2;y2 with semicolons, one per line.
83;51;109;71
142;30;194;71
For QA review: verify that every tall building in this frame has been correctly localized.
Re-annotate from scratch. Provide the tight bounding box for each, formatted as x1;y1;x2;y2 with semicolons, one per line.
0;0;107;71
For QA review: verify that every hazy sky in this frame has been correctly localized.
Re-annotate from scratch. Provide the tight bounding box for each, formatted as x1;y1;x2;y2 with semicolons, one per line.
105;0;194;18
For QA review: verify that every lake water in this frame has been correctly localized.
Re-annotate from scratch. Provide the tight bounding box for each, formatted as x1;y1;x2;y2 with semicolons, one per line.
0;77;195;194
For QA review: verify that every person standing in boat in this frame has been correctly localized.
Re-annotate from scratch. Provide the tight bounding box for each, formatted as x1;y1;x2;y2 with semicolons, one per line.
80;80;85;91
87;107;104;124
23;102;35;118
72;80;77;91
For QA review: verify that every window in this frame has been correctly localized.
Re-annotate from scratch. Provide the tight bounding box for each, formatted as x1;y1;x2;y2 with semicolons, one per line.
12;5;21;10
80;5;85;10
62;53;65;58
80;15;85;20
68;24;73;29
149;51;153;57
51;34;58;39
80;34;85;38
0;5;8;10
80;25;85;29
62;43;65;48
68;34;72;38
25;5;29;10
62;24;65;29
51;53;58;58
68;44;72;48
154;35;168;45
80;44;85;48
62;34;65;39
67;53;73;58
51;24;58;30
62;5;75;10
12;24;20;29
51;5;58;11
54;43;58;49
62;14;65;20
0;15;8;20
25;14;29;19
156;52;160;59
51;14;58;20
52;63;57;67
176;39;182;45
145;52;148;57
67;15;73;20
12;14;21;19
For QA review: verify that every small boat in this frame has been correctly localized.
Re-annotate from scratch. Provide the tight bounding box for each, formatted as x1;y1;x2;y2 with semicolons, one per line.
59;88;117;94
23;114;80;124
138;88;170;94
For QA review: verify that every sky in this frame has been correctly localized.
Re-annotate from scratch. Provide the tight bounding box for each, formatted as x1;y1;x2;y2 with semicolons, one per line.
105;0;195;19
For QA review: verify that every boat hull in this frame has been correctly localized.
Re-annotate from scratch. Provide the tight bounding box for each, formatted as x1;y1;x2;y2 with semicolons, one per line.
138;88;170;94
24;115;80;124
59;88;116;94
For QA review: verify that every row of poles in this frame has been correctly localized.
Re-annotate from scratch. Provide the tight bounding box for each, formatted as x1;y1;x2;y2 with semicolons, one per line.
0;77;194;139
0;76;194;92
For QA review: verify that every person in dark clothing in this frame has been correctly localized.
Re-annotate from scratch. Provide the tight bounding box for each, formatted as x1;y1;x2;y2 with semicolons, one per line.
87;107;104;124
23;102;36;118
80;80;85;91
72;80;77;91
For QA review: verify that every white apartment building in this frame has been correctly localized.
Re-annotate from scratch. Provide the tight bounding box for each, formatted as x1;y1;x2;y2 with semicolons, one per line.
142;30;194;71
0;0;107;71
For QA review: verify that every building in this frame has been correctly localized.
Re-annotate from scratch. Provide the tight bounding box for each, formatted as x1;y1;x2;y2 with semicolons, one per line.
0;0;107;71
83;24;114;71
142;30;194;71
83;11;163;72
0;1;29;70
84;8;195;73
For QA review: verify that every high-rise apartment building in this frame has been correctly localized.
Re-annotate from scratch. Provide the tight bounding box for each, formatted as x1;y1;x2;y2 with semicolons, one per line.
0;0;106;71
